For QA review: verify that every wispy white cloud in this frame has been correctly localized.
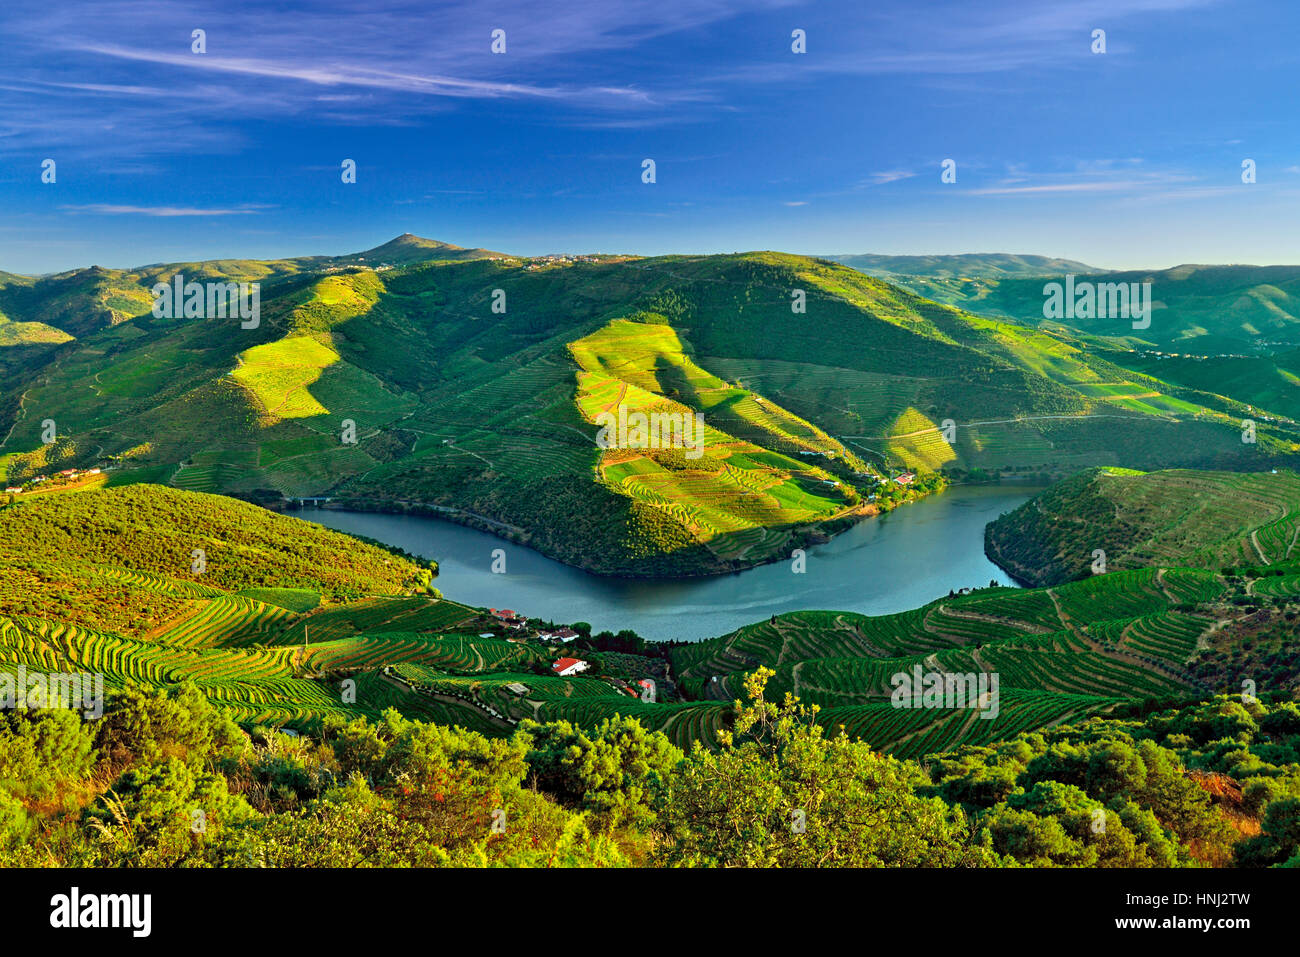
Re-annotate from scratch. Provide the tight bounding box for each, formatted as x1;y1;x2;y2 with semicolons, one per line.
72;43;653;105
0;0;797;159
59;203;272;217
860;170;916;186
968;180;1156;196
969;165;1197;196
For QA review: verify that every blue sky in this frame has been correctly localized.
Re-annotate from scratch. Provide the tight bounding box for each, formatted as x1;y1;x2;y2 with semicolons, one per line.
2;0;1299;273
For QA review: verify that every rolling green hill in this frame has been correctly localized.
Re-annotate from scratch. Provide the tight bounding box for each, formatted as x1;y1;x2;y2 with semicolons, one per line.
2;237;1297;577
1;482;1296;798
1115;351;1300;423
985;467;1300;587
824;252;1097;279
0;486;727;745
0;484;433;637
863;263;1300;357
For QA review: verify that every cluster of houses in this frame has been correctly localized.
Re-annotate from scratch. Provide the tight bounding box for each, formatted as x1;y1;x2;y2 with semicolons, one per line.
522;254;605;271
537;626;580;642
5;467;101;496
487;608;579;643
467;601;664;707
488;608;527;631
481;610;606;688
509;665;651;703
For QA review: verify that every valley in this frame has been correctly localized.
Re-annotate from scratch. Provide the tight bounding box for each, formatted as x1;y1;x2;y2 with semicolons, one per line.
3;480;1296;756
296;483;1034;641
2;239;1299;871
3;237;1296;581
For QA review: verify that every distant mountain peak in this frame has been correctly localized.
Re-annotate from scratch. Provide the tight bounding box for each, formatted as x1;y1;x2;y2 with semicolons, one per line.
344;234;504;265
393;233;455;246
362;234;460;253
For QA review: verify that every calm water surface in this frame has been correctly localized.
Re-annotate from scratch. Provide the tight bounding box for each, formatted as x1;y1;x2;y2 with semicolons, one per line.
299;484;1039;641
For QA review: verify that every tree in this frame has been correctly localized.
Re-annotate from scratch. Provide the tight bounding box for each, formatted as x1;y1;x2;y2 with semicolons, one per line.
655;667;995;867
522;715;682;833
1236;797;1300;867
95;682;247;774
87;757;258;867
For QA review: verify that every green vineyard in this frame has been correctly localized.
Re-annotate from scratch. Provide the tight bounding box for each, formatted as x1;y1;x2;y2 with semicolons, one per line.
0;484;1280;764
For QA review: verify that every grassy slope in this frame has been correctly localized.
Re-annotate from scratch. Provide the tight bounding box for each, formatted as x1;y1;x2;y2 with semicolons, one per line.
1116;352;1300;422
0;485;508;731
985;467;1300;587
0;484;427;635
569;316;864;561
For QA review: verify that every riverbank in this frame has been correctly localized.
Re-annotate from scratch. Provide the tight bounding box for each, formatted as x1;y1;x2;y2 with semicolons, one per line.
299;484;1041;641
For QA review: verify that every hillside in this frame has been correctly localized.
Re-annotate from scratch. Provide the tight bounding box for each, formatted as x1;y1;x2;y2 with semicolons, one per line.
824;252;1097;279
331;233;506;266
2;237;1297;577
865;263;1300;358
5;484;1298;757
0;485;523;729
3;483;1299;873
0;484;434;637
985;467;1300;587
1118;351;1300;422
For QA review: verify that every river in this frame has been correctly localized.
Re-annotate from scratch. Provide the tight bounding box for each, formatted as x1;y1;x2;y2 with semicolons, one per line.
298;484;1039;641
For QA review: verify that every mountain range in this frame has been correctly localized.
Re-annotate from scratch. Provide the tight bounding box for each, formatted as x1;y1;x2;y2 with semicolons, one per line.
2;234;1297;577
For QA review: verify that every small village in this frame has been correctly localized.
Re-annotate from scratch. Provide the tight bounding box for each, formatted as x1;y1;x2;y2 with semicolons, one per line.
478;607;658;704
380;603;659;732
4;466;105;497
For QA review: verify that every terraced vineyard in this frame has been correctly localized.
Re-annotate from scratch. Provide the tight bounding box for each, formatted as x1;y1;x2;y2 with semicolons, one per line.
670;563;1236;757
570;317;869;560
153;596;297;648
275;596;479;643
818;690;1117;759
306;633;538;673
987;467;1300;587
1;482;1290;763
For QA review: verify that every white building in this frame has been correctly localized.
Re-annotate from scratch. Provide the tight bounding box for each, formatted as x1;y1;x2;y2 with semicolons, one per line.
551;657;589;677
